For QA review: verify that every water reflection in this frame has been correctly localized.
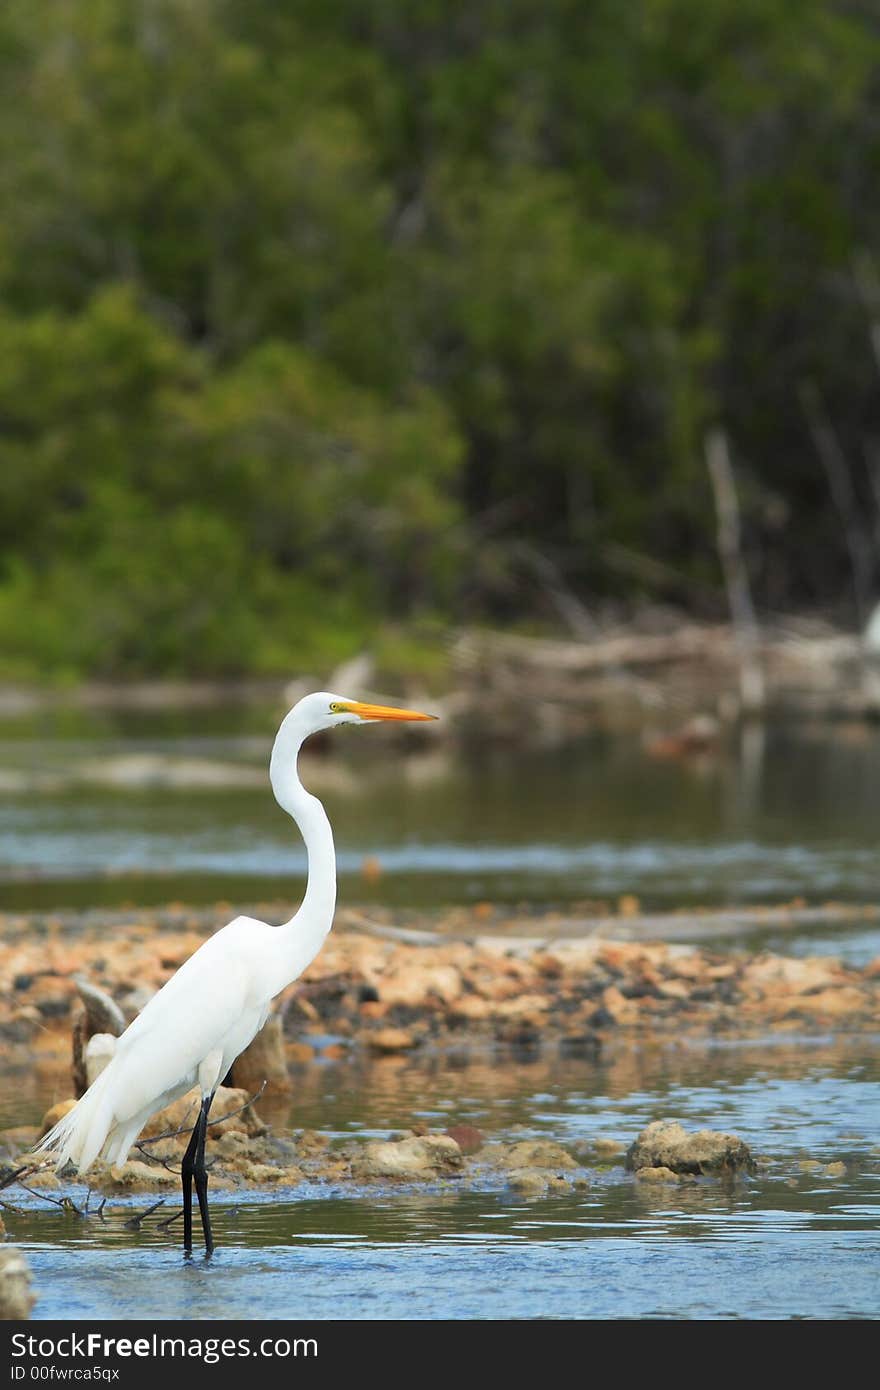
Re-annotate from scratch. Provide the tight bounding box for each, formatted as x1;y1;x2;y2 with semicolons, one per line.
5;718;880;919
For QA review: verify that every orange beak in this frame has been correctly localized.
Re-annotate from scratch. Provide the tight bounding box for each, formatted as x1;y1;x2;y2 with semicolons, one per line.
342;701;438;722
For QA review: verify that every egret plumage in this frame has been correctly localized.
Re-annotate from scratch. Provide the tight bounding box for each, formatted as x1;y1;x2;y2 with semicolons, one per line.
35;692;437;1253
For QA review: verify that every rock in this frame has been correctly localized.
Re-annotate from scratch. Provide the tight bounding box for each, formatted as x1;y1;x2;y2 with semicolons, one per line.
378;964;462;1008
634;1165;683;1183
740;955;842;996
625;1120;755;1176
227;1023;290;1095
593;1137;626;1158
239;1163;301;1185
491;1140;577;1172
824;1161;847;1177
508;1169;549;1195
84;1032;117;1087
229;1016;292;1095
38;1097;77;1139
444;1124;485;1155
0;1248;36;1319
350;1134;463;1181
97;1161;178;1191
367;1027;417;1053
141;1085;265;1150
793;987;866;1018
297;1130;329;1155
600;985;640;1025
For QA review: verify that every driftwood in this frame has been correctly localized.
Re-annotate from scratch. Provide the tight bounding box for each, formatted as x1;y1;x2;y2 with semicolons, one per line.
342;903;880;951
706;428;765;712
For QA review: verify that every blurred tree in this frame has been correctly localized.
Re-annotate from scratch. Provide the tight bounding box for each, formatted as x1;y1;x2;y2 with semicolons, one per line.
0;0;878;676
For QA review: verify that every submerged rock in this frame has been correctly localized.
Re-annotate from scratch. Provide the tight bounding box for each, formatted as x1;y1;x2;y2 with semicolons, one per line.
625;1120;755;1177
488;1140;577;1172
508;1169;549;1195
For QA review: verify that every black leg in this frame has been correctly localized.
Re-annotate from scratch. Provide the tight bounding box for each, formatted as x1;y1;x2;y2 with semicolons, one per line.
181;1093;214;1256
194;1094;215;1256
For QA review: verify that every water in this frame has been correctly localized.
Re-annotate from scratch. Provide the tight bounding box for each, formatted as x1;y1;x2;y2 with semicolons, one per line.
3;711;880;920
2;705;880;1319
8;1037;880;1320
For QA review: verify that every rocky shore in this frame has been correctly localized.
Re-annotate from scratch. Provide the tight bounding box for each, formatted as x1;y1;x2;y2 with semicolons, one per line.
0;902;877;1203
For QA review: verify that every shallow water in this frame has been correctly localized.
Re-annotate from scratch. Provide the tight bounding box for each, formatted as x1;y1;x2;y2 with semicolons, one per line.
3;713;880;947
7;1036;880;1320
3;707;880;1319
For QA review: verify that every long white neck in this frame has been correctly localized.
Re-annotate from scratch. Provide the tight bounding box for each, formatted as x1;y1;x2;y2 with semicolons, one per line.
266;709;337;991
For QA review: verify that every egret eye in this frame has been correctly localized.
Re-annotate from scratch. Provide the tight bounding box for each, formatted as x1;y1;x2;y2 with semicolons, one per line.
329;702;345;713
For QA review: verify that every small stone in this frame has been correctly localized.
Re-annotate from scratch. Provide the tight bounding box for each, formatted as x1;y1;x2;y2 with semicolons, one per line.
444;1124;485;1155
350;1134;463;1181
0;1248;35;1319
635;1165;680;1183
100;1161;178;1190
493;1140;577;1171
367;1027;417;1053
797;1159;823;1172
508;1169;549;1195
824;1161;846;1177
593;1137;626;1158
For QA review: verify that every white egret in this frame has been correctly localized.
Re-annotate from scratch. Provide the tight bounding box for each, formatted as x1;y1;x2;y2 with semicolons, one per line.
35;692;437;1254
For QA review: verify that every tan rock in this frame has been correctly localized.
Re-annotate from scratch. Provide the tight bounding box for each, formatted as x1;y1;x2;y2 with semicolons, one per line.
141;1085;265;1149
378;964;463;1008
741;956;841;996
495;993;551;1018
38;1097;77;1139
0;1248;35;1319
593;1137;626;1158
792;987;866;1018
229;1016;292;1095
635;1165;680;1183
99;1161;179;1190
491;1140;576;1171
600;985;640;1025
508;1169;549;1195
625;1120;755;1176
366;1027;417;1053
350;1134;463;1181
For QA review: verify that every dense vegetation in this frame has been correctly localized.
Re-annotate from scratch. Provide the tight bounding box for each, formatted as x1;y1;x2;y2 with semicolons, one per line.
2;0;879;679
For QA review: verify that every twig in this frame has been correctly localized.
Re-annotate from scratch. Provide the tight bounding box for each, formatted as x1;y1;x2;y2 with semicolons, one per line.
123;1198;166;1230
156;1208;185;1230
15;1183;85;1215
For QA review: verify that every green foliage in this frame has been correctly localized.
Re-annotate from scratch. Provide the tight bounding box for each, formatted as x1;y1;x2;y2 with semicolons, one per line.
0;1;878;677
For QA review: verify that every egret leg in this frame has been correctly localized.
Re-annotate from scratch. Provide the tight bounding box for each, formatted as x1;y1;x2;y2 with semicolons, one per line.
181;1094;214;1256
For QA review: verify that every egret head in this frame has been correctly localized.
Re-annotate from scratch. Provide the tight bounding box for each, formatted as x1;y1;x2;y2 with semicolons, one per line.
292;690;438;734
